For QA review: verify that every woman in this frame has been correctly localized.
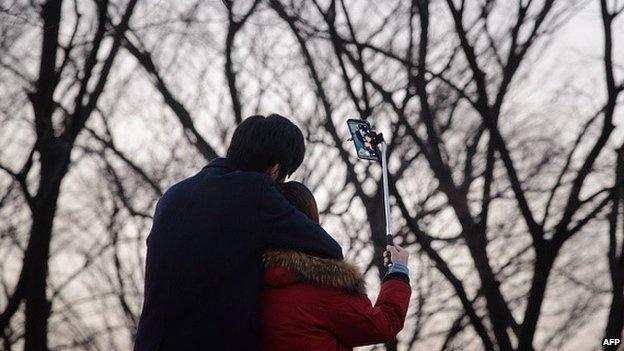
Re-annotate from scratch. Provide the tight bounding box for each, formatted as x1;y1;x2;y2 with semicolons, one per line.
261;181;411;350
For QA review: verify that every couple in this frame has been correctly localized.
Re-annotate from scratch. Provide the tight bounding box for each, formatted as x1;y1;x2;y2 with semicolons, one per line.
134;114;412;350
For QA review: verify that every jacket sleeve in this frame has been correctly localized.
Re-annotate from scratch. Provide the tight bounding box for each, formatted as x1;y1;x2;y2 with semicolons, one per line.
325;276;411;347
257;180;343;259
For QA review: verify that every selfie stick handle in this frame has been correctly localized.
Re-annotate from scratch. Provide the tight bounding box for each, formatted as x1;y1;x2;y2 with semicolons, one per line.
379;139;393;246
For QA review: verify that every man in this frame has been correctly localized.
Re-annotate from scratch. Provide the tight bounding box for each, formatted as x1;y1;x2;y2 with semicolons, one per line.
134;114;343;350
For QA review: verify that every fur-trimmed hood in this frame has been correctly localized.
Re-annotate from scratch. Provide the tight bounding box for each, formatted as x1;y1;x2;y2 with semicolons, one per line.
263;250;366;294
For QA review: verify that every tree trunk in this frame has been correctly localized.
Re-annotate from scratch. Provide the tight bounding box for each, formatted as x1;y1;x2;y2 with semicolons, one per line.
604;146;624;348
518;249;556;351
24;204;55;351
463;224;514;351
24;141;67;351
23;0;64;348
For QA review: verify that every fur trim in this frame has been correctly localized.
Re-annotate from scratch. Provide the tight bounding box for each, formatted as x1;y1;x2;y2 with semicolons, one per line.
263;250;365;294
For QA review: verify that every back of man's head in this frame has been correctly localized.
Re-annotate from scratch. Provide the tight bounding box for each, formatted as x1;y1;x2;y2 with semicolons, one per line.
226;114;305;181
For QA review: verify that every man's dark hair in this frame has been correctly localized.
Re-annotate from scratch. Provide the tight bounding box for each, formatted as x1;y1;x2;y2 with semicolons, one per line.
227;114;305;180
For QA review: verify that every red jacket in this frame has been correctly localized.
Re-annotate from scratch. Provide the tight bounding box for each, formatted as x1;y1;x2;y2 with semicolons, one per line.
260;250;411;351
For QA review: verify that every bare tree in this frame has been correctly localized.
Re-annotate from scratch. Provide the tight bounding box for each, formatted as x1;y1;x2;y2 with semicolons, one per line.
0;0;622;350
0;0;138;348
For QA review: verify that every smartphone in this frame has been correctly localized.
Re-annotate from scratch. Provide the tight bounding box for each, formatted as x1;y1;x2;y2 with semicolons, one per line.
347;119;380;161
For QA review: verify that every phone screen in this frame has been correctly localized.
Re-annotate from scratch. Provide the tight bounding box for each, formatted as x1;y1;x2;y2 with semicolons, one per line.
347;119;380;161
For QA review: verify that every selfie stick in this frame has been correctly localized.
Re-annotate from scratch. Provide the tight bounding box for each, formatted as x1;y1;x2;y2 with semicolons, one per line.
375;134;393;246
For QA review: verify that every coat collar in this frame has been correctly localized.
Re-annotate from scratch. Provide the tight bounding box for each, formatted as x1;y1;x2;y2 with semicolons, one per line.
203;158;274;183
263;250;366;294
203;157;237;171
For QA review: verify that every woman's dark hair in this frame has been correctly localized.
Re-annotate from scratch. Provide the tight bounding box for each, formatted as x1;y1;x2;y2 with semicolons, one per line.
226;114;305;181
277;181;319;223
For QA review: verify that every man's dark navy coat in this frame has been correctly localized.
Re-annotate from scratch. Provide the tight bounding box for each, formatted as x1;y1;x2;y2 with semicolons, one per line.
134;158;343;350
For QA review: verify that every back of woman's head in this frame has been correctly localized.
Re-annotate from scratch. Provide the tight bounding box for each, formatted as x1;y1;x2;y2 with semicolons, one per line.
277;181;319;223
